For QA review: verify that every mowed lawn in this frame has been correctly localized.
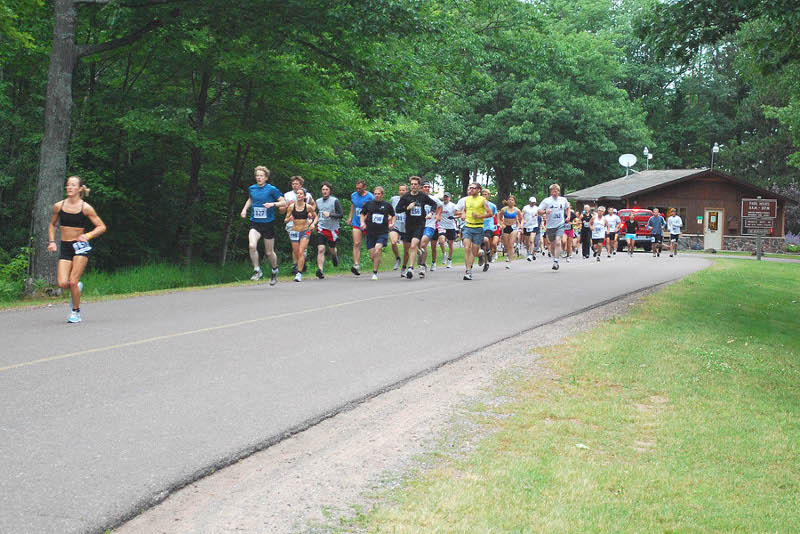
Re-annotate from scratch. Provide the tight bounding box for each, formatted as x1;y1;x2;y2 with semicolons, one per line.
358;259;800;532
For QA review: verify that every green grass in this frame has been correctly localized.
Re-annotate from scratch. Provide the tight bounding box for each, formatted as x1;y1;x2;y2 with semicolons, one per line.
683;249;800;260
0;245;471;310
355;259;800;533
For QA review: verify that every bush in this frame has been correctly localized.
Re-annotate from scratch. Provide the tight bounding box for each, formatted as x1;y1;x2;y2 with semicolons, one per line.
0;248;30;302
787;244;800;253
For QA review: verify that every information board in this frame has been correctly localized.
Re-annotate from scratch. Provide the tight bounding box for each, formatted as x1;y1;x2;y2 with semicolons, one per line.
741;198;777;218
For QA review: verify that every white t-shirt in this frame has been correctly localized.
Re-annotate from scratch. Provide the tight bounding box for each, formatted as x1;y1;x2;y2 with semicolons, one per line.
538;196;570;229
424;196;443;228
522;204;539;229
667;215;683;234
284;190;313;204
390;195;406;232
605;214;621;233
591;216;608;239
439;202;457;230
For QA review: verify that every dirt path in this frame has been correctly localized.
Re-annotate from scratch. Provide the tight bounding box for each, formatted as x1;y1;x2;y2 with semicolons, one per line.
115;290;655;533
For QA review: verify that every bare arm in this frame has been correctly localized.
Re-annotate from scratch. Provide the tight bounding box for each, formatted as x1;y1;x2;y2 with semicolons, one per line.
81;204;106;242
47;202;61;252
308;205;318;227
240;198;252;218
347;204;355;226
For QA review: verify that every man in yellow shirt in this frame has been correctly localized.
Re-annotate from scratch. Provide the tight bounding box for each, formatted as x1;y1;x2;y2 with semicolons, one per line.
455;182;494;280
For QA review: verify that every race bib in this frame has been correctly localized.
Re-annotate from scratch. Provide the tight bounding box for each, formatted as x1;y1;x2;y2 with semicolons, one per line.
551;212;563;224
253;206;267;219
511;224;518;231
289;231;301;240
395;213;405;223
354;207;362;218
371;214;385;224
73;241;92;255
411;206;422;216
524;226;535;232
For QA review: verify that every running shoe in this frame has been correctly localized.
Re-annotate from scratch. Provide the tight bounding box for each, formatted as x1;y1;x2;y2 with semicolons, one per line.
657;252;660;257
552;262;559;270
526;254;532;262
406;269;413;279
270;268;278;286
597;256;600;262
669;253;673;257
463;271;473;280
250;269;263;281
447;259;452;268
67;310;81;323
371;273;378;281
393;257;401;270
351;265;361;276
294;272;302;282
565;256;571;263
419;266;426;278
505;260;510;269
430;262;436;272
613;251;616;256
316;269;325;279
291;264;298;275
483;261;490;272
478;251;485;267
400;267;407;277
332;254;339;267
653;252;656;257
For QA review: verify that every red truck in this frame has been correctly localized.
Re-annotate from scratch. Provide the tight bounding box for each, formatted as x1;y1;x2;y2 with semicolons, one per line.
617;208;656;252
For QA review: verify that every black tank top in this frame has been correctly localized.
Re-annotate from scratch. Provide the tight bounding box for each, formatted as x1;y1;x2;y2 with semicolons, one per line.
292;204;309;220
58;201;89;229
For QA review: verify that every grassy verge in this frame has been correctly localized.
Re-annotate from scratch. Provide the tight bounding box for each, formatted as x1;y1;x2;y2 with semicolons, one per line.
0;246;471;310
355;259;800;532
683;249;800;260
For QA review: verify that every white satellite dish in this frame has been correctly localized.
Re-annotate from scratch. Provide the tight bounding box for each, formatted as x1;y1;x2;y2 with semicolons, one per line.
619;154;637;176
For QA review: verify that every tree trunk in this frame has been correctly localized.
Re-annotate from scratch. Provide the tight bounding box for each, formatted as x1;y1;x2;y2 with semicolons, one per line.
31;0;79;287
180;69;212;266
460;168;470;197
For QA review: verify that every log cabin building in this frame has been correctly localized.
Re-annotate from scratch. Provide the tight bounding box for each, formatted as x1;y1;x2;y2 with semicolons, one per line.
565;169;795;252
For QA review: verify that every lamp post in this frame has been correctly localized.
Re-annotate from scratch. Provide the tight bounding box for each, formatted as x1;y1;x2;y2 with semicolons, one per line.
643;147;653;170
711;142;720;171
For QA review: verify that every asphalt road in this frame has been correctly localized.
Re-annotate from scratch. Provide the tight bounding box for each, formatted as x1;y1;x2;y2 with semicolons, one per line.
0;252;709;534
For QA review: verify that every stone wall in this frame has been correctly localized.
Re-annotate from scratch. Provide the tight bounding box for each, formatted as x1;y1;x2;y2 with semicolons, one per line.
677;234;704;251
722;235;786;253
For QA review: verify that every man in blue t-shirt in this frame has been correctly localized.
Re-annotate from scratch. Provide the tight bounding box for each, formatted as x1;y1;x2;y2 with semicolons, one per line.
240;165;285;285
647;208;667;258
346;179;375;276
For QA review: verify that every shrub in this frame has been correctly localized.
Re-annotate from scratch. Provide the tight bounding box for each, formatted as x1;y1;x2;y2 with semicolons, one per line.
0;248;30;301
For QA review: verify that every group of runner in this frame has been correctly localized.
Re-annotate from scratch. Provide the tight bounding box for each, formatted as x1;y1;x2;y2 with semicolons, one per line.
48;168;683;322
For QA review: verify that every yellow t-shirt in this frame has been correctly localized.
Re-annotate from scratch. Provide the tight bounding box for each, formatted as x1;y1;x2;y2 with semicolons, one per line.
464;195;486;228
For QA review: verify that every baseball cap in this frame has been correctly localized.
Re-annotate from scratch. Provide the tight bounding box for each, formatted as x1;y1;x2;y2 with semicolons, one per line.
422;181;432;187
529;196;536;203
443;191;451;198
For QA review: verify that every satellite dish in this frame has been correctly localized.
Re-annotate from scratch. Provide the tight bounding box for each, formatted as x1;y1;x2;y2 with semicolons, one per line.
618;154;637;168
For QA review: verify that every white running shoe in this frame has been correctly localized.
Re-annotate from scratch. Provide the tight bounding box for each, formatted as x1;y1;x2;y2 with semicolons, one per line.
430;262;436;272
270;268;278;286
419;267;426;278
250;269;263;281
447;259;452;268
505;260;510;269
400;268;407;277
463;271;473;280
393;258;401;270
371;273;378;280
67;310;81;323
566;256;571;263
294;272;302;282
526;254;532;262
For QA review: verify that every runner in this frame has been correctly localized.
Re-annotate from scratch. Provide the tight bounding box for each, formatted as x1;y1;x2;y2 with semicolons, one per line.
359;186;395;280
347;179;375;276
282;176;316;274
580;204;593;259
455;182;494;280
284;187;318;282
47;176;106;323
604;207;622;257
623;211;638;256
419;181;443;273
667;208;683;257
437;192;458;268
537;183;571;270
499;195;523;268
389;184;409;272
315;181;343;279
522;197;539;261
591;206;610;261
562;204;578;262
240;166;285;286
480;189;498;271
647;208;667;257
393;176;440;279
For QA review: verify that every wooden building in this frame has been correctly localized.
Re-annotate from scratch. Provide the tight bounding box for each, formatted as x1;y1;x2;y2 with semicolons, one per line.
566;169;795;252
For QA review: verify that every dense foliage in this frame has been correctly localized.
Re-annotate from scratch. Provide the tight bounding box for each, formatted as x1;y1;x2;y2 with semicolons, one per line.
1;0;799;281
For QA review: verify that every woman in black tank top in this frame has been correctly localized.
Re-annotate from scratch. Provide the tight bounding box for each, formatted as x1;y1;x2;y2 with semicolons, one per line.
47;176;106;323
284;188;318;281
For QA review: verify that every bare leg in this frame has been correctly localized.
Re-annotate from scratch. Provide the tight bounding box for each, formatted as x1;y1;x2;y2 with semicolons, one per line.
248;229;262;269
371;243;383;272
352;228;363;267
317;244;326;270
68;256;88;309
263;238;278;269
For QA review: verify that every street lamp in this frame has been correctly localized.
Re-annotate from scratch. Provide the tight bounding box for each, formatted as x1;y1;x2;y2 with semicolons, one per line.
711;142;720;171
643;147;652;170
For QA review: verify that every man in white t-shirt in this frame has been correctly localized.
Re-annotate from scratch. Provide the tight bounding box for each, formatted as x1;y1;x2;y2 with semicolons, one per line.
437;192;458;268
522;197;539;261
419;181;443;272
667;208;683;257
604;207;622;257
537;183;570;271
282;175;316;273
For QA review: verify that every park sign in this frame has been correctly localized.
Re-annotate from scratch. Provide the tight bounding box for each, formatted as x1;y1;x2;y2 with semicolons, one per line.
743;218;774;229
742;198;777;218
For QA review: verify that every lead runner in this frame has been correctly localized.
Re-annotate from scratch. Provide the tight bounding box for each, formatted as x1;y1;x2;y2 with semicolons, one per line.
537;183;571;271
